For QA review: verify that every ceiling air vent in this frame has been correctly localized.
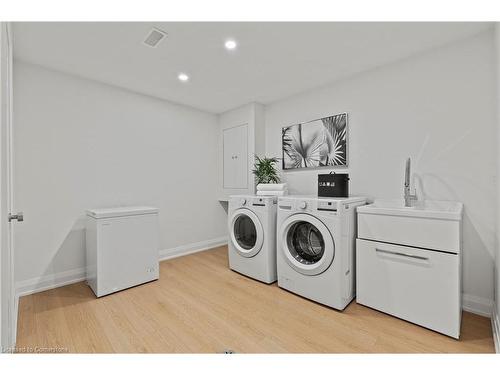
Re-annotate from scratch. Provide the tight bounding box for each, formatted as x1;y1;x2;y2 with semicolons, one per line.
143;28;167;48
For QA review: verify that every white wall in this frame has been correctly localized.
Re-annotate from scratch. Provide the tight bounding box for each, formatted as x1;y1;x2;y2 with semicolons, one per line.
13;61;227;286
265;31;496;311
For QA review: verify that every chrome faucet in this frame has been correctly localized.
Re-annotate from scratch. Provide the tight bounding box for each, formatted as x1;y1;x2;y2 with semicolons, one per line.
404;157;417;207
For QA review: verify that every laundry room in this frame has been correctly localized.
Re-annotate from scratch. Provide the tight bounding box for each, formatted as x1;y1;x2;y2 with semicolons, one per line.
1;1;500;372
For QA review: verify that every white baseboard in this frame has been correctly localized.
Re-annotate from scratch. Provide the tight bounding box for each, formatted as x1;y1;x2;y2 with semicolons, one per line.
14;236;228;300
159;236;228;262
492;304;499;354
462;293;493;317
16;267;87;298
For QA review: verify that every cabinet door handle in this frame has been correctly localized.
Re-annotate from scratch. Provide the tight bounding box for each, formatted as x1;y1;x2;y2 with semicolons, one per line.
375;248;428;261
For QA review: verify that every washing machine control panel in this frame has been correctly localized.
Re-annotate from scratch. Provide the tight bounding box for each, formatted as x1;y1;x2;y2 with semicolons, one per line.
240;198;247;206
278;198;340;215
251;197;274;207
317;200;338;212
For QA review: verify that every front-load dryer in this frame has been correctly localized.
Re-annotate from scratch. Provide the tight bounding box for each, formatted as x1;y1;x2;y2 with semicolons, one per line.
277;195;366;309
228;195;277;283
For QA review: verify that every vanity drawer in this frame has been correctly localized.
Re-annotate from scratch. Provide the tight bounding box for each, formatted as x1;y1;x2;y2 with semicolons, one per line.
356;239;461;338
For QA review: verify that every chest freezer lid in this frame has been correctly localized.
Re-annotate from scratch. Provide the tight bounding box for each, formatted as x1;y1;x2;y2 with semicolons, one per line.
86;206;159;219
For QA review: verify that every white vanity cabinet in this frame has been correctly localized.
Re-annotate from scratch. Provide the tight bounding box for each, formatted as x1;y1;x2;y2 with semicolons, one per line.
217;103;265;200
356;239;461;338
356;200;463;339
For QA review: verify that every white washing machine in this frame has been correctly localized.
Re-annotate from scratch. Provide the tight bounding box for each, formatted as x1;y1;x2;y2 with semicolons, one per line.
277;195;366;309
228;195;277;283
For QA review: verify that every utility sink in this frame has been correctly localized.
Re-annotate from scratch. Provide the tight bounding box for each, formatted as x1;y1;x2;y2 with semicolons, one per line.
357;199;463;253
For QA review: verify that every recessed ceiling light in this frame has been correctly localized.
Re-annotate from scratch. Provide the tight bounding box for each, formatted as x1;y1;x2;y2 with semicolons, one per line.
178;73;189;82
224;39;237;50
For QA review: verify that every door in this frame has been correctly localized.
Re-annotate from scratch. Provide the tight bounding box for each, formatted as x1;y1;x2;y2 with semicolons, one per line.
279;213;335;275
223;124;248;189
229;208;263;258
0;22;17;351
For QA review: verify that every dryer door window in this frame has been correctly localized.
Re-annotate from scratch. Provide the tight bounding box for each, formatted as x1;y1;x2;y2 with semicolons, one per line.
234;215;257;250
287;221;325;265
229;209;264;258
279;213;335;275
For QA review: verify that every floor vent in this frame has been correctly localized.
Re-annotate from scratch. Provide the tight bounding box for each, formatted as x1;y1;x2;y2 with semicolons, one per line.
219;349;236;354
143;28;167;48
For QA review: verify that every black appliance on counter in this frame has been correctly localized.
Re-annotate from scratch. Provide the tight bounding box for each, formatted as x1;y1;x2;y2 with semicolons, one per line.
318;172;349;198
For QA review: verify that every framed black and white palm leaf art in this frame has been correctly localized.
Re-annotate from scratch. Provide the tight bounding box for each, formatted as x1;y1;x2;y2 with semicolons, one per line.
282;113;348;170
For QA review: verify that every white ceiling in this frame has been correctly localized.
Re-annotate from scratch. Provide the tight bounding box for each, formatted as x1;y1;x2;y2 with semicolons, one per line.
13;22;492;113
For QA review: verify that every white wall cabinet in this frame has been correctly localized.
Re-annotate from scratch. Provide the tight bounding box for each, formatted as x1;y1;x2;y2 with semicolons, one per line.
223;124;248;189
217;103;265;200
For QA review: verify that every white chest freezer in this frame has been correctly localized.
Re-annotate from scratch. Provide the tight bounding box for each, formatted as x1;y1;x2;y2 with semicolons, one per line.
86;206;160;297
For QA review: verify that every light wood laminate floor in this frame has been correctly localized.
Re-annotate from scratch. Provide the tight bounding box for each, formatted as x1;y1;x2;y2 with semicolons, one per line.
16;246;495;353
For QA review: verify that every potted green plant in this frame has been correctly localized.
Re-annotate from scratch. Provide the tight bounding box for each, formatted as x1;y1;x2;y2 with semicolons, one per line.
252;156;287;195
253;156;280;184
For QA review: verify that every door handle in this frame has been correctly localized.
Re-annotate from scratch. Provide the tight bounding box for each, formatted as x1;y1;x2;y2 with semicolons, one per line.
375;248;428;261
8;212;24;222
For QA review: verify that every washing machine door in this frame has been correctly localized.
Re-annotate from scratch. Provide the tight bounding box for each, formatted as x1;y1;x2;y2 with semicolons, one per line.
229;208;264;258
279;213;335;275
